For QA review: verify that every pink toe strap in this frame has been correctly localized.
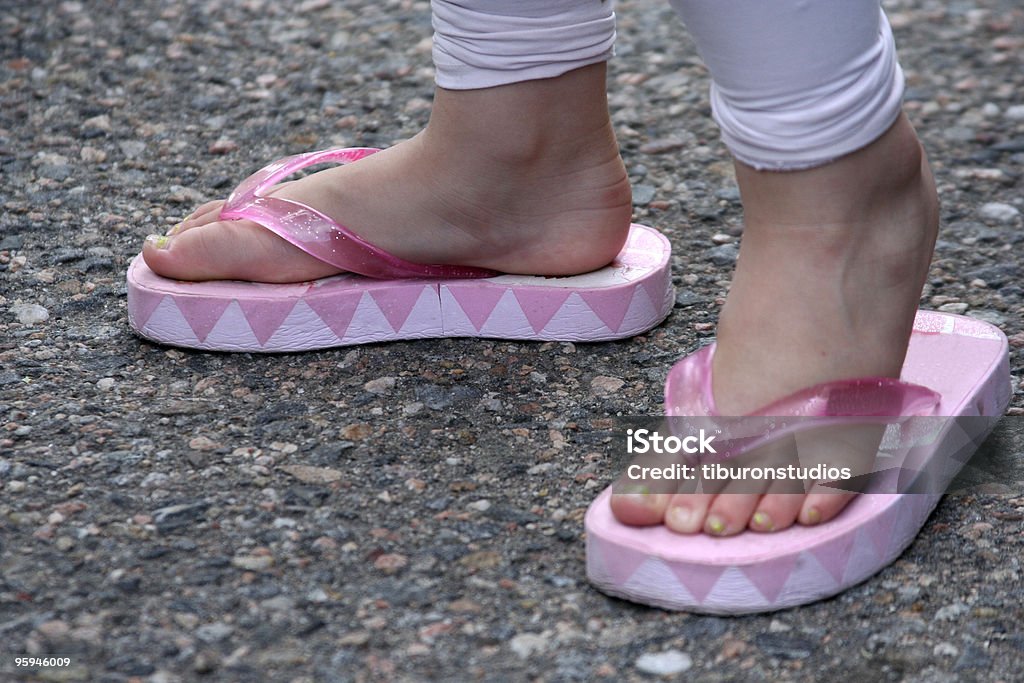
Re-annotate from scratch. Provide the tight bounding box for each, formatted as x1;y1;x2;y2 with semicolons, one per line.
665;344;941;418
663;344;943;463
218;147;499;280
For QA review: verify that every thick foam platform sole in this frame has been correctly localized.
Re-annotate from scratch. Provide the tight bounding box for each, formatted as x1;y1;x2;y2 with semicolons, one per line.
127;223;673;352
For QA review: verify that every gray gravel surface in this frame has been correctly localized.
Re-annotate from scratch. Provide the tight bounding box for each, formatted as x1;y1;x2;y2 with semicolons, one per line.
2;1;1023;681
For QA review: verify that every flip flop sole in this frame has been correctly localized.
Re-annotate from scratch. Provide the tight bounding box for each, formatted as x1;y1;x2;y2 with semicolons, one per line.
585;311;1011;614
128;223;673;352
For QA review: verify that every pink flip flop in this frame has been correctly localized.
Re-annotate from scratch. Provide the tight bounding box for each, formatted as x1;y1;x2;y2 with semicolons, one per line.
585;310;1011;613
127;147;674;352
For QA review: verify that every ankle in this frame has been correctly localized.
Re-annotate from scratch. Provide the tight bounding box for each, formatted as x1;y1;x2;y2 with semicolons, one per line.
425;63;618;168
734;114;937;284
734;114;934;229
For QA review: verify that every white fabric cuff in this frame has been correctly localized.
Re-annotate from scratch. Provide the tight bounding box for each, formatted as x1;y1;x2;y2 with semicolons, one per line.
431;0;617;90
670;1;905;170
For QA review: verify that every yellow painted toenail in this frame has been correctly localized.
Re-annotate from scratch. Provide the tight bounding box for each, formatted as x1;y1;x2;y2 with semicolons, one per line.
707;516;726;535
166;222;183;236
805;508;821;525
752;511;773;531
146;234;171;250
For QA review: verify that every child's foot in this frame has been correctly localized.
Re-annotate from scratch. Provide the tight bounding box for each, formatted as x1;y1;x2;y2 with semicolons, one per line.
142;64;631;283
612;114;940;535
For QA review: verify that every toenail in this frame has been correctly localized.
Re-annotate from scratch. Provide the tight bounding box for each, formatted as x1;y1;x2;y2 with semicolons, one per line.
752;511;774;531
616;485;657;509
706;515;727;535
622;495;656;510
166;212;193;235
146;234;171;250
804;508;821;525
666;505;694;531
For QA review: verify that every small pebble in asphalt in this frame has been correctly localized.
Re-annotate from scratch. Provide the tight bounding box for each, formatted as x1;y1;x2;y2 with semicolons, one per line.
707;244;738;266
509;633;549;659
978;202;1020;223
633;184;657;205
635;650;693;676
11;303;50;325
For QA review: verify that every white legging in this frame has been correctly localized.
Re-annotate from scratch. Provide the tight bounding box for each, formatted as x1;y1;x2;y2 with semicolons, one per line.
431;0;904;171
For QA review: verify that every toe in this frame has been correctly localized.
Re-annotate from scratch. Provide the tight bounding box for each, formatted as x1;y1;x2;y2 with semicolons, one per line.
142;219;343;283
168;201;226;236
609;490;672;527
749;491;804;532
704;490;762;536
663;492;714;534
799;488;856;526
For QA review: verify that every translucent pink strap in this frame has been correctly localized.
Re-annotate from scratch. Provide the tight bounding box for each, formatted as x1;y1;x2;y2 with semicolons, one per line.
218;147;499;279
665;344;941;418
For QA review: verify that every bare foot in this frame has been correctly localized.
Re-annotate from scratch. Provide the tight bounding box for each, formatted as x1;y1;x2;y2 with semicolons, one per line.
612;114;940;535
142;63;632;283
